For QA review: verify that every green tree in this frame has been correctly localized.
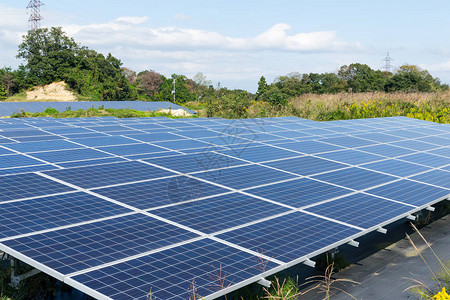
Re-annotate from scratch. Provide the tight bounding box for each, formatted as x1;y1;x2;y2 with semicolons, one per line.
261;85;289;106
17;27;79;85
256;76;269;99
385;65;435;92
0;83;7;100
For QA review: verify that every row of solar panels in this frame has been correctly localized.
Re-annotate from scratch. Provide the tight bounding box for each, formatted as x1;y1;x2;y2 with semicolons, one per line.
0;115;449;299
0;101;196;116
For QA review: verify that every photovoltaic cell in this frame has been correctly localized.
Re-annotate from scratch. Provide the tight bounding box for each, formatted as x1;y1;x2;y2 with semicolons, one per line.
246;178;352;208
0;173;74;202
192;164;297;190
217;212;361;262
263;156;347;176
144;152;246;174
304;193;413;228
312;167;397;190
0;154;47;169
1;214;199;274
29;148;113;163
398;153;450;168
151;193;289;234
0;192;132;238
409;169;450;189
2;140;82;153
93;176;228;210
362;159;431;177
366;179;450;206
316;149;385;165
70;238;279;300
43;161;176;189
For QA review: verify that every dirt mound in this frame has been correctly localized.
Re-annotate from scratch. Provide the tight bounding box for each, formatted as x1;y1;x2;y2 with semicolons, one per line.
157;108;193;117
26;81;77;101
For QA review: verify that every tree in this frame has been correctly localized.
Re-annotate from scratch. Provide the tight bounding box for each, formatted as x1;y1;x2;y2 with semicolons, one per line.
0;84;7;100
385;65;435;92
17;27;79;85
136;70;163;98
256;76;269;99
260;86;289;106
121;67;136;85
192;72;211;100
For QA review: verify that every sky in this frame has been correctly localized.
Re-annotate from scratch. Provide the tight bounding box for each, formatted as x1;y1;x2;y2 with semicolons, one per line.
1;0;450;92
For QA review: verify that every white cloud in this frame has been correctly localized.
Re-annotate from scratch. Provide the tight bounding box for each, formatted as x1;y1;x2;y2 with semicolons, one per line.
61;18;361;53
422;60;450;72
0;6;364;90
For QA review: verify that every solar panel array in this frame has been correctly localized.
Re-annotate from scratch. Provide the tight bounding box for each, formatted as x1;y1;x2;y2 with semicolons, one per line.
0;115;449;300
0;101;196;116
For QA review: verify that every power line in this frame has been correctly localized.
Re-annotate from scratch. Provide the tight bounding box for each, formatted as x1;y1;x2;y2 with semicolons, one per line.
26;0;44;31
382;52;393;73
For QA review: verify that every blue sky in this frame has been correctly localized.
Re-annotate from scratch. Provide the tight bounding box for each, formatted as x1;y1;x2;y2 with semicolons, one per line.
1;0;450;91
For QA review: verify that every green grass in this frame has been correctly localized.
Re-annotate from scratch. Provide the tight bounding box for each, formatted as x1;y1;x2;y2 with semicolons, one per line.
9;107;197;119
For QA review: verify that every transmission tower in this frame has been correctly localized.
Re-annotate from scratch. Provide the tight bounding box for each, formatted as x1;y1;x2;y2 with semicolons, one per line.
382;52;393;73
26;0;44;31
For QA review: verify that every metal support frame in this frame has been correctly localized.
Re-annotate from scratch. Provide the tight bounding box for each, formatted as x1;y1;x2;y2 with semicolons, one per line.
426;206;435;212
406;215;416;221
303;259;316;268
377;227;388;234
257;278;271;288
9;258;42;288
348;240;359;247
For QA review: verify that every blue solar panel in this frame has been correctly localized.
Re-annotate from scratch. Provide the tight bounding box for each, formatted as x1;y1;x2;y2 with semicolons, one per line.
43;161;176;189
124;132;184;142
93;176;229;210
246;178;352;208
0;138;14;144
2;140;82;153
99;143;168;156
366;179;450;206
0;192;132;238
29;148;114;163
0;154;47;169
0;164;60;176
263;156;347;176
358;144;415;157
217;212;361;262
409;169;450;189
390;140;439;151
152;139;213;151
399;152;450;168
56;157;127;169
0;173;74;202
217;145;300;163
144;153;246;174
312;167;397;190
304;193;413;228
0;147;15;155
70;238;279;300
152;193;289;234
275;140;344;154
13;135;64;142
192;164;297;190
428;147;450;158
0;115;449;300
2;214;199;274
0;129;47;138
362;159;431;177
316;149;385;165
71;136;138;147
351;132;404;143
320;136;376;148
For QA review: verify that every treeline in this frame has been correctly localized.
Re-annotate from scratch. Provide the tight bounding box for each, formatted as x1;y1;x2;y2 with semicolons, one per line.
256;63;449;105
0;27;448;104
